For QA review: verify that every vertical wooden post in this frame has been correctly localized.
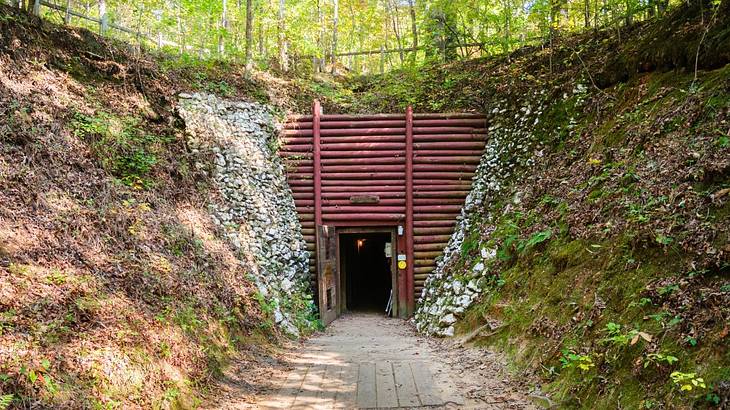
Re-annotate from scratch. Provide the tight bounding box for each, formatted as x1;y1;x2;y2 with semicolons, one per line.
313;100;322;227
99;0;108;34
64;0;71;24
405;106;415;315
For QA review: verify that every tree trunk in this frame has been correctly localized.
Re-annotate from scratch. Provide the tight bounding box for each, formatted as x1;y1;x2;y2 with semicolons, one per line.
584;0;590;27
332;0;339;73
245;0;254;69
503;0;511;55
408;0;418;63
258;21;265;61
278;0;288;71
317;0;325;71
348;1;359;73
219;0;228;55
387;0;405;64
177;9;185;54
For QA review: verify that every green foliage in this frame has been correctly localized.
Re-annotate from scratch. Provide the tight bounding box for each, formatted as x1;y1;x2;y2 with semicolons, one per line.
705;392;721;405
628;297;653;308
493;211;553;262
192;72;235;97
0;309;15;336
559;350;595;372
173;305;204;335
0;395;13;410
684;336;698;347
658;284;679;296
253;291;276;331
670;371;706;392
654;233;674;246
71;111;170;189
32;0;687;76
602;322;652;347
644;353;678;368
521;230;552;251
717;135;730;148
460;228;480;256
281;289;323;335
18;358;57;395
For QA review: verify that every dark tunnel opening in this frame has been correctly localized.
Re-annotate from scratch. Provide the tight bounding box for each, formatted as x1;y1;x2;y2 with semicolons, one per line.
340;232;393;313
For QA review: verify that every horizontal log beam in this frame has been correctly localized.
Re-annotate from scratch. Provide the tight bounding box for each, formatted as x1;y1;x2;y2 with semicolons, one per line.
323;213;405;221
322;185;405;192
320;156;405;165
322;172;405;180
321;164;404;173
413;198;465;205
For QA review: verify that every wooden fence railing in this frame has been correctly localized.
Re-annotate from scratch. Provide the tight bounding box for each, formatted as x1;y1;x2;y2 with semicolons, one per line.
5;0;205;54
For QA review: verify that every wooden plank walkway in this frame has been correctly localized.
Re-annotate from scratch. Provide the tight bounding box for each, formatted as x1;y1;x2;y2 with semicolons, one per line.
261;360;444;409
256;314;457;409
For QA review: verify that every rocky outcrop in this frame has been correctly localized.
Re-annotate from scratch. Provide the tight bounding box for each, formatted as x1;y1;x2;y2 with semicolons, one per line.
414;91;555;336
178;93;312;336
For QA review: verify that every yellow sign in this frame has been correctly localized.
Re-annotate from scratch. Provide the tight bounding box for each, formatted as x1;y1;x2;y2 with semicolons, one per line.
398;260;407;269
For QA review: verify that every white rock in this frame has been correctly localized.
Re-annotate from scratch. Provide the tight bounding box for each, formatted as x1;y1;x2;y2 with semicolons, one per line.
440;313;457;325
179;93;312;337
452;281;463;293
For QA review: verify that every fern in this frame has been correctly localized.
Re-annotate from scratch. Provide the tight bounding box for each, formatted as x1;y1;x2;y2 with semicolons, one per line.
0;394;14;410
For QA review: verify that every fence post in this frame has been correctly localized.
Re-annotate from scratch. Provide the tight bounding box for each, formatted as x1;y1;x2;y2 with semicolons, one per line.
32;0;40;16
99;0;108;34
64;0;71;24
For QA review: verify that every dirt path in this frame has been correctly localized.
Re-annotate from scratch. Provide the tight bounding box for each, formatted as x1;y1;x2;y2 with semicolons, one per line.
208;313;536;409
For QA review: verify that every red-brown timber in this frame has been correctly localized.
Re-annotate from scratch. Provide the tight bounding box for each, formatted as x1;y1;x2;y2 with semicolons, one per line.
279;103;487;314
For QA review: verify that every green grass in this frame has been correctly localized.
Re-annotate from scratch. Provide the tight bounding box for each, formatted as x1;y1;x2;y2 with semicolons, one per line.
70;111;172;189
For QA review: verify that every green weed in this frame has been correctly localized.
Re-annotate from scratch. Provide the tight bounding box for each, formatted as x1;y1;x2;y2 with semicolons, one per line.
602;322;652;347
0;395;13;410
559;350;595;372
70;111;170;189
644;352;678;368
670;371;706;392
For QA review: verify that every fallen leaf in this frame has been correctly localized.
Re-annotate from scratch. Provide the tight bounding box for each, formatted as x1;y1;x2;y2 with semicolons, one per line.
711;188;730;200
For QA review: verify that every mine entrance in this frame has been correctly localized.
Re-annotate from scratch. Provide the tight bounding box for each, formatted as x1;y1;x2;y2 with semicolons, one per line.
339;230;396;314
281;101;488;320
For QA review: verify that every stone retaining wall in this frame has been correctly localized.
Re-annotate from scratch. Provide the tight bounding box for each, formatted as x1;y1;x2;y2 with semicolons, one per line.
178;93;312;336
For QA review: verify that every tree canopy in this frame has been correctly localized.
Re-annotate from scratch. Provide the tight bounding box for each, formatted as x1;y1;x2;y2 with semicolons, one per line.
20;0;692;73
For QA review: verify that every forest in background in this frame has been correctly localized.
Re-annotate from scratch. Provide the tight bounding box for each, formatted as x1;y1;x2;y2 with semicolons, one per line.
7;0;708;75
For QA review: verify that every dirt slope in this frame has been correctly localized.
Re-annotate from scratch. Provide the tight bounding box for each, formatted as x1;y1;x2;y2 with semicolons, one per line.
335;1;730;408
0;6;312;408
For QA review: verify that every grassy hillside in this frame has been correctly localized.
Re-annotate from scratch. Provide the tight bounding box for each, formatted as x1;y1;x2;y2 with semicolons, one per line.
0;6;318;408
336;1;730;408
